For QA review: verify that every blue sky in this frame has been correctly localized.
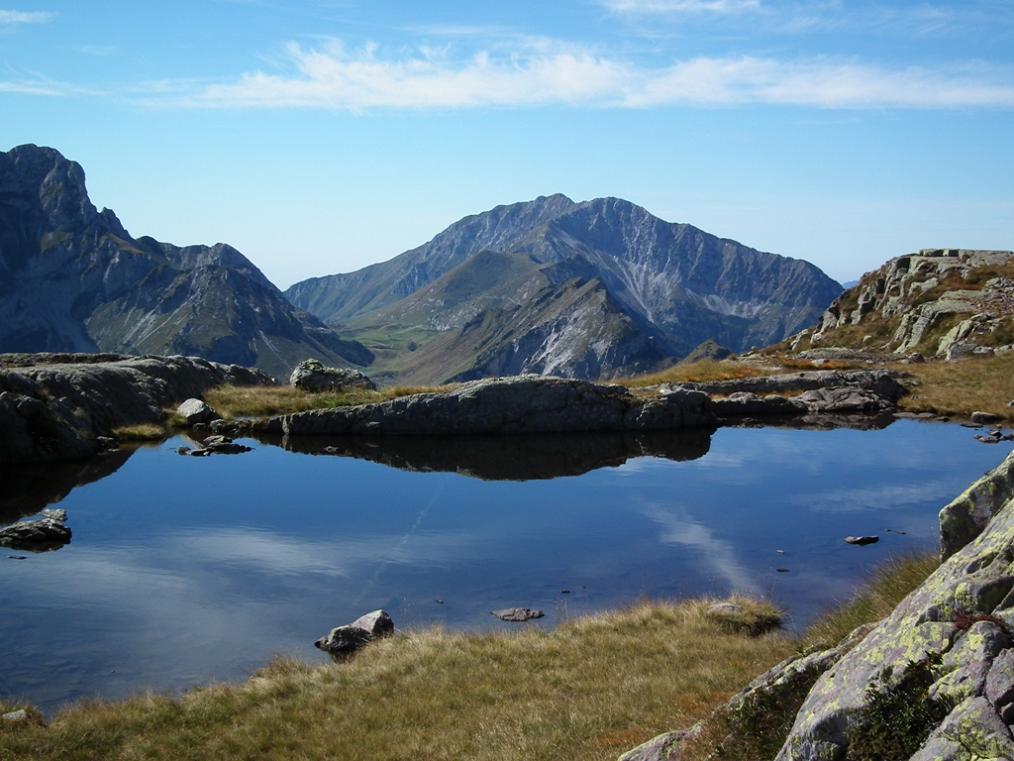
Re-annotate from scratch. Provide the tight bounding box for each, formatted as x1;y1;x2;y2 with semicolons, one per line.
2;1;1013;286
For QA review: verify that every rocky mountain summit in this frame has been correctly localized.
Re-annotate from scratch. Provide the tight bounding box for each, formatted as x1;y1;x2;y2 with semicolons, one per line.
286;195;842;384
788;248;1014;360
0;145;371;378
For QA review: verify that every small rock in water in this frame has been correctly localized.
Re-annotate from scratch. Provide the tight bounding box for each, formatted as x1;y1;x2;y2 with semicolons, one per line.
177;446;191;456
434;598;444;605
8;555;27;560
560;589;571;595
886;528;908;535
976;434;1003;444
189;448;212;457
776;567;791;573
491;607;544;622
315;609;394;657
844;535;879;546
776;549;786;555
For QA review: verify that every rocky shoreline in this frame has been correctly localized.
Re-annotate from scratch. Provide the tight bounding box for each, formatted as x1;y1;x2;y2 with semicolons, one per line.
0;354;916;465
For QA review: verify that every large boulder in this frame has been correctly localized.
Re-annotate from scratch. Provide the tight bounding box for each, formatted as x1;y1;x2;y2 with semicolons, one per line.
314;609;393;657
290;359;376;392
176;398;217;425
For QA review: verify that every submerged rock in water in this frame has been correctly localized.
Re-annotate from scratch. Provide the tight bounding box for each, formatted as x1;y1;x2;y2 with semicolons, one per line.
0;508;71;551
843;535;879;546
176;398;217;426
314;609;394;657
491;607;544;622
290;359;376;393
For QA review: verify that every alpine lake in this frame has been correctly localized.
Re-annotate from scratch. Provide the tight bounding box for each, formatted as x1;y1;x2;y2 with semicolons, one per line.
2;418;1010;713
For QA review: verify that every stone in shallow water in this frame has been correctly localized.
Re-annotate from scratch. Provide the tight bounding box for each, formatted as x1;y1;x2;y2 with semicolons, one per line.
491;607;544;622
314;609;394;657
843;535;879;545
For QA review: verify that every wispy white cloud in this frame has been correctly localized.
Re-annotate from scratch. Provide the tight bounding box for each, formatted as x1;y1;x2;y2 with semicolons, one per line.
0;9;55;25
150;39;1014;112
601;0;761;14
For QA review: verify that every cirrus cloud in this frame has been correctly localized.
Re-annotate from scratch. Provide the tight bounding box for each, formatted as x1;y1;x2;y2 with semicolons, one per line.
0;9;55;25
155;40;1014;112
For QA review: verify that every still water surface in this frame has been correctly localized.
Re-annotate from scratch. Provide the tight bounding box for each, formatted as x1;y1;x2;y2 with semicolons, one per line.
1;420;1009;712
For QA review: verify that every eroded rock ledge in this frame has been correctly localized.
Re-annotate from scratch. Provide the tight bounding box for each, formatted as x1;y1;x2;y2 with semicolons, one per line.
0;354;271;463
253;370;905;438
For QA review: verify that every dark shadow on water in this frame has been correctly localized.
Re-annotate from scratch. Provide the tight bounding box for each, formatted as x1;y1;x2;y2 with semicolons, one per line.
254;428;716;481
0;449;134;525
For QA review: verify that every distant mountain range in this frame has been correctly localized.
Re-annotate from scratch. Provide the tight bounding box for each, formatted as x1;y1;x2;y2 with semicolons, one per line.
0;145;370;379
1;145;843;383
287;195;843;383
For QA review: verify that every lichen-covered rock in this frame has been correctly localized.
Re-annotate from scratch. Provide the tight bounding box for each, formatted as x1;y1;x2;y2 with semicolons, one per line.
314;609;393;657
176;398;217;425
939;449;1014;560
908;696;1014;761
774;451;1014;760
617;728;697;761
290;359;376;392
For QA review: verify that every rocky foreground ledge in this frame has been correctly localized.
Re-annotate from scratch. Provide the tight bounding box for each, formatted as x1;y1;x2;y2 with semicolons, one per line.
253;370;906;438
0;354;270;463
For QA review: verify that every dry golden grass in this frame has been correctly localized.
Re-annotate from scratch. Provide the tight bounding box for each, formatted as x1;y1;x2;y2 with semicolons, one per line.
0;598;791;761
111;423;166;441
892;354;1014;420
619;359;769;388
204;383;459;418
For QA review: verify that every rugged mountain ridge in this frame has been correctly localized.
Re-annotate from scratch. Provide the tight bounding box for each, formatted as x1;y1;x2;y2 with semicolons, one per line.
286;195;842;384
0;145;370;379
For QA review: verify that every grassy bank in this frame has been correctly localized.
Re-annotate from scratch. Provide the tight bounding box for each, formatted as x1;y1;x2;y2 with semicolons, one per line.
203;383;457;418
892;354;1014;421
0;556;937;761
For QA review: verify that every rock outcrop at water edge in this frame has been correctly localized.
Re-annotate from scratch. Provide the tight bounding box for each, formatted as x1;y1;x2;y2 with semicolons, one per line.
0;353;271;463
617;447;1014;761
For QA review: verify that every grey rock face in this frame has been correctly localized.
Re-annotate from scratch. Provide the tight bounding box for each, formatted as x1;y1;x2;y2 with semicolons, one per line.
939;449;1014;560
0;508;71;551
0;145;371;379
0;353;272;463
289;359;377;392
314;609;394;657
176;398;217;425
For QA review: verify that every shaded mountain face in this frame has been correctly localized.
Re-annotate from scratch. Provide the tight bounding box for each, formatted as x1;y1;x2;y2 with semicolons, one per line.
0;145;370;379
287;195;842;383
